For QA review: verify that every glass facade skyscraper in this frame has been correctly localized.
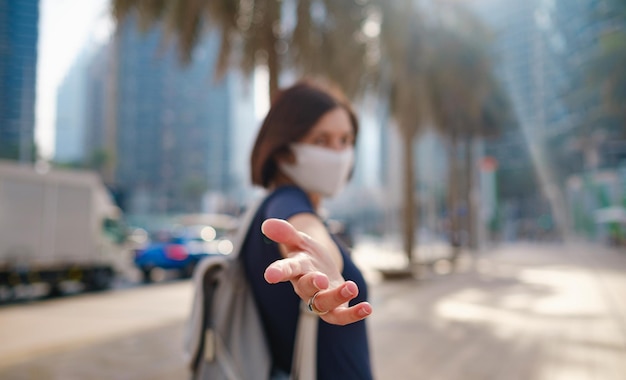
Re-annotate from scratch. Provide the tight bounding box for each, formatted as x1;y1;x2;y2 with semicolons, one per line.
110;19;254;215
55;50;92;164
468;0;625;238
0;0;39;161
471;0;621;176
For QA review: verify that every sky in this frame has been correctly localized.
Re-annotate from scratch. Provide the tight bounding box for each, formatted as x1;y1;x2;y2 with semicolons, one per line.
36;0;113;159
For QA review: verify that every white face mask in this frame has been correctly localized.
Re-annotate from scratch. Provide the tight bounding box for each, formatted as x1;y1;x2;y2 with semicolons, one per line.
279;143;354;198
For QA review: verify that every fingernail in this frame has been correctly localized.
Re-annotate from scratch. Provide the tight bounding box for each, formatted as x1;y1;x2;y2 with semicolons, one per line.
313;277;323;289
341;285;354;298
358;305;372;317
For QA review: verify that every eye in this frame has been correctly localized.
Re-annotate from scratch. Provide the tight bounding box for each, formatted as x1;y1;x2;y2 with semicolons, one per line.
312;135;329;146
340;134;355;147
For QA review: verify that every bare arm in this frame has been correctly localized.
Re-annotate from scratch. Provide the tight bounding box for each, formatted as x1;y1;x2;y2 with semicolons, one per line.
262;217;372;326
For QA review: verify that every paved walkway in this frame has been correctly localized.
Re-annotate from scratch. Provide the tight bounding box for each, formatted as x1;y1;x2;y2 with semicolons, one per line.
361;242;626;379
1;242;625;379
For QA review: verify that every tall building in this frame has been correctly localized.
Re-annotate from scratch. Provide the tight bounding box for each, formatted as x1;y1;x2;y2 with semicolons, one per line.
0;0;39;161
547;0;626;172
54;50;93;164
464;0;575;235
548;0;626;240
83;42;112;161
468;0;625;238
110;19;255;216
54;18;257;217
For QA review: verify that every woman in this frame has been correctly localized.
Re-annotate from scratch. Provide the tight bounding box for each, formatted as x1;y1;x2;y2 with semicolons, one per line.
242;80;374;379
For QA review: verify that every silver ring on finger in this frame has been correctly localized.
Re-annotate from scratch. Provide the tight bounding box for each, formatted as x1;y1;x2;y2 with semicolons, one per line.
307;291;328;315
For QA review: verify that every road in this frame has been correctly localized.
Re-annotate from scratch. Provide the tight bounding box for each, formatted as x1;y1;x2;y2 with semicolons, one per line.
1;241;626;379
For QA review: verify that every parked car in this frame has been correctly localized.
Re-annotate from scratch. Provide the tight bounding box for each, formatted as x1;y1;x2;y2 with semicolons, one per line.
133;215;237;283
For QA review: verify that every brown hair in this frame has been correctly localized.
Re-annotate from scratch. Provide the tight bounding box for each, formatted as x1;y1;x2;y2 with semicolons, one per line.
250;79;359;188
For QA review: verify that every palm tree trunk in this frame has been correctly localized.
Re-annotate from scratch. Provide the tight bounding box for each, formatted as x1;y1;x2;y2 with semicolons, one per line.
464;135;478;250
447;130;461;261
266;0;281;101
402;129;416;265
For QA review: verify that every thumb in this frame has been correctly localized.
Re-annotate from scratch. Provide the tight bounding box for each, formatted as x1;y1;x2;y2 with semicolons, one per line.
261;218;305;248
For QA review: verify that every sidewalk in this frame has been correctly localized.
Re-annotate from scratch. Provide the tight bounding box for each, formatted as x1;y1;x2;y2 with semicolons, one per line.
1;242;625;379
364;241;626;379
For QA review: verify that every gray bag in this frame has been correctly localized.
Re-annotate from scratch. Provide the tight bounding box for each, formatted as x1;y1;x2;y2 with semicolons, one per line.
183;196;318;380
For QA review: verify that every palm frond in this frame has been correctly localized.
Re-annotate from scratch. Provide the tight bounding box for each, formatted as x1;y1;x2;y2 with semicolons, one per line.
207;0;241;78
166;0;205;64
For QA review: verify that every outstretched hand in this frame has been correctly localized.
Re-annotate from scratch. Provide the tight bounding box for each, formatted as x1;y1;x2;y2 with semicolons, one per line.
261;218;372;326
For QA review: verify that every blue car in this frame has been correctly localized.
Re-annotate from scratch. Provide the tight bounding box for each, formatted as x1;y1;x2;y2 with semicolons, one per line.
133;223;235;283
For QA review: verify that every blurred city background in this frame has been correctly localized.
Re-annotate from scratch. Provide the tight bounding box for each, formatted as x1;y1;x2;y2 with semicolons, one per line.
1;0;625;379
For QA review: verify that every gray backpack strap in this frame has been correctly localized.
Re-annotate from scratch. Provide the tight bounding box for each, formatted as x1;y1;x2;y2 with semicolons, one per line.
230;194;268;259
291;305;318;380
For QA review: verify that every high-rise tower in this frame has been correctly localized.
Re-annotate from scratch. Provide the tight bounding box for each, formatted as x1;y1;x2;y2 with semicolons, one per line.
0;0;39;162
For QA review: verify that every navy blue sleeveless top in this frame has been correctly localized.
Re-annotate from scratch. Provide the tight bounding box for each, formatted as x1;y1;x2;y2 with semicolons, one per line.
241;186;373;380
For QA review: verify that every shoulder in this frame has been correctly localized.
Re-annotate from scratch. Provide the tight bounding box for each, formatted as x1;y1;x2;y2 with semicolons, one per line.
263;186;315;220
267;186;310;203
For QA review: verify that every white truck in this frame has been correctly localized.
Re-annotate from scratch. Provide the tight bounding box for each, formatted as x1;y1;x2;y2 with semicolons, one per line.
0;160;127;297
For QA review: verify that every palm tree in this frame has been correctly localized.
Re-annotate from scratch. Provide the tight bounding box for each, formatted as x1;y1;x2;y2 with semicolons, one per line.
425;3;513;255
376;0;430;269
426;31;481;257
111;0;377;100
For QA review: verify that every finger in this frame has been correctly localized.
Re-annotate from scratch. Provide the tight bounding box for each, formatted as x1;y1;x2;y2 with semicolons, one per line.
261;218;306;249
293;272;329;300
264;254;310;284
321;302;373;326
310;281;359;313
